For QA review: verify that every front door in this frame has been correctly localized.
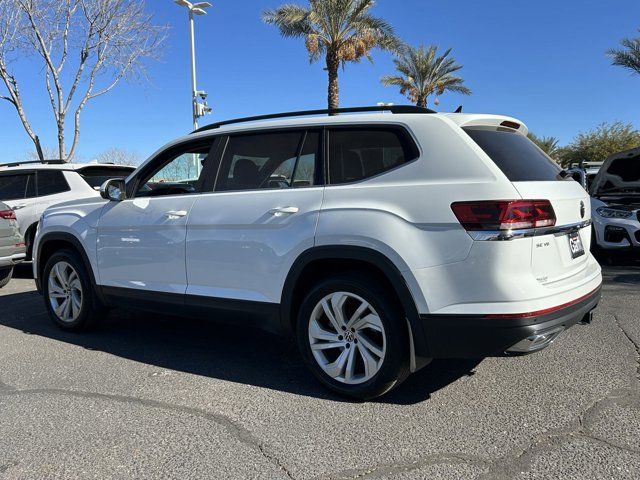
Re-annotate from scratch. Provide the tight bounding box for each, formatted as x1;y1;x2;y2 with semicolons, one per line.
186;129;324;304
96;139;216;294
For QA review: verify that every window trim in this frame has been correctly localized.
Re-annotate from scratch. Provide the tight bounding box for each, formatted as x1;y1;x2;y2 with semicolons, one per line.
210;127;324;194
127;137;220;199
325;125;420;187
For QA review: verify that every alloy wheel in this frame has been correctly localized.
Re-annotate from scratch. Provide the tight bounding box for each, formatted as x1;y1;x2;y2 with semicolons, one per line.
308;291;386;385
48;261;83;323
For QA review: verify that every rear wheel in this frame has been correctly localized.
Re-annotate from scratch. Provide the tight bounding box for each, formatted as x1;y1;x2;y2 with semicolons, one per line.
43;250;105;331
296;274;409;400
0;267;13;288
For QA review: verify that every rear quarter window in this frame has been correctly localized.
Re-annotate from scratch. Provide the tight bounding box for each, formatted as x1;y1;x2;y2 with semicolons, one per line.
464;127;563;181
37;170;70;196
328;127;419;185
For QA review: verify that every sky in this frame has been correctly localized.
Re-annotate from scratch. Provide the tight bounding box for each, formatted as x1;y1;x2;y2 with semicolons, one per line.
0;0;639;162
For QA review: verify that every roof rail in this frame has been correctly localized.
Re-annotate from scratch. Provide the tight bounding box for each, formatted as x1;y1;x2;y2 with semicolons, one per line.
0;159;66;168
191;105;436;134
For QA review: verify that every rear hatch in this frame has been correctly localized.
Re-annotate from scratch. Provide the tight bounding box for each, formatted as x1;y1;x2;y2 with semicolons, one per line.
464;125;592;286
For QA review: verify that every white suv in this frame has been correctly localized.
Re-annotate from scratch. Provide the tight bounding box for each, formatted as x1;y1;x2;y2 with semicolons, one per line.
33;106;602;399
0;161;135;259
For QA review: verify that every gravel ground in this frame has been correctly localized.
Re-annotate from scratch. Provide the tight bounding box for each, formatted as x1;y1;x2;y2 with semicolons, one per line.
0;259;638;480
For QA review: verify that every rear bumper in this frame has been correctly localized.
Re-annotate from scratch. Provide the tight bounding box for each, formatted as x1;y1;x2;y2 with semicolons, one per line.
420;286;601;358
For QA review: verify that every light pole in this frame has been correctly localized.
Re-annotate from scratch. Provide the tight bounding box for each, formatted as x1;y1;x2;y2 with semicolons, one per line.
174;0;212;130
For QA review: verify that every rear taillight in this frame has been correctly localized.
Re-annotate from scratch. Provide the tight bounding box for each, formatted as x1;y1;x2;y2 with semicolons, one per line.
0;210;17;220
451;200;556;231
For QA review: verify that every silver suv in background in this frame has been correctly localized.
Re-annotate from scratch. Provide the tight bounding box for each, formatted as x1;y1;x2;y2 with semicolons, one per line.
0;201;26;288
0;160;136;259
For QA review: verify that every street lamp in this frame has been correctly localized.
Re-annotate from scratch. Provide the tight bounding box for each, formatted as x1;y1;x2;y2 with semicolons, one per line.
174;0;213;130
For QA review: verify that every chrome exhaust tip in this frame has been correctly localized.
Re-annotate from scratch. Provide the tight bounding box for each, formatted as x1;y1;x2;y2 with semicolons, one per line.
506;326;565;354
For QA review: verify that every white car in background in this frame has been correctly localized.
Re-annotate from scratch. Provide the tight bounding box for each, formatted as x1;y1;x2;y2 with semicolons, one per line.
33;106;602;399
590;147;640;251
0;161;136;259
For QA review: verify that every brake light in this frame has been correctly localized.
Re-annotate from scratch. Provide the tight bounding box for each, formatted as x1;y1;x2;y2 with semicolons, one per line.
451;200;556;231
0;210;17;220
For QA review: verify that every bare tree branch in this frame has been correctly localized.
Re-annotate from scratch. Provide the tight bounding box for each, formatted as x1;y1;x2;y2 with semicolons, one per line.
0;0;166;161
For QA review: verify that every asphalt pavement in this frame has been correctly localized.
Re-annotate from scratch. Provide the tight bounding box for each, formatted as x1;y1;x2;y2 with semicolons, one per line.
0;259;638;480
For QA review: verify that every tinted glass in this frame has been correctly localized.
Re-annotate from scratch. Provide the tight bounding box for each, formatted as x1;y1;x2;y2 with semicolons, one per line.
464;127;563;181
79;167;135;189
137;145;212;197
216;131;305;191
37;170;70;196
293;131;320;188
0;174;36;201
329;129;411;185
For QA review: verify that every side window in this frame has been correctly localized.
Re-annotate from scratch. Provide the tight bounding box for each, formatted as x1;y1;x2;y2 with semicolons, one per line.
136;143;213;198
37;171;70;197
328;128;416;185
0;174;36;201
215;131;319;192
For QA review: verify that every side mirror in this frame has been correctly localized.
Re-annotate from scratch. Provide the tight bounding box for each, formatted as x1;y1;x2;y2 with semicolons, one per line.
100;178;127;202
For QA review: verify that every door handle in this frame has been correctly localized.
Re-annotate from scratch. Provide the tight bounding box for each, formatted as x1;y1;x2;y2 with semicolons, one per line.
12;205;26;211
164;210;188;219
268;206;299;217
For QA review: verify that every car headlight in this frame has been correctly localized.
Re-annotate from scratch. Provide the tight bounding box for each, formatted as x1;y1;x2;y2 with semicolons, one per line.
596;207;633;219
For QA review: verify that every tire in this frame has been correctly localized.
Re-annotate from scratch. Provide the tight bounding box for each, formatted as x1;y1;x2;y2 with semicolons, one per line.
296;273;410;400
0;268;13;288
42;249;106;331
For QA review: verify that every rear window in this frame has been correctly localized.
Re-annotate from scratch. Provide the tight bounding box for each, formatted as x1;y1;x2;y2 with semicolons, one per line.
464;127;563;181
78;167;134;189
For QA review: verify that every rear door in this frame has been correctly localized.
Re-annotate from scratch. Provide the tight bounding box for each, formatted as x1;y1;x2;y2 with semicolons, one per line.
464;126;592;285
186;129;324;304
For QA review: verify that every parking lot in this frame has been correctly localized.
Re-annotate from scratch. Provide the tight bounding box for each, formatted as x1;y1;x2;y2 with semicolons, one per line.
0;259;638;480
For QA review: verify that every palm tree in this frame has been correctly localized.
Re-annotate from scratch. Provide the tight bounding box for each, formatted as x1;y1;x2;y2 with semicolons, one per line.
528;132;560;160
381;44;471;108
263;0;399;109
608;30;640;75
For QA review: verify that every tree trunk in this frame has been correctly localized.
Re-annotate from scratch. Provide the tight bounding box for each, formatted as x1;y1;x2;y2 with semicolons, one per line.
57;116;65;161
326;51;339;110
416;95;427;108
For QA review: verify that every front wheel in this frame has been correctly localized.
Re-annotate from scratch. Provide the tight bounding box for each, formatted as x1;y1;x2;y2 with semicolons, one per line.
43;250;105;331
296;274;409;400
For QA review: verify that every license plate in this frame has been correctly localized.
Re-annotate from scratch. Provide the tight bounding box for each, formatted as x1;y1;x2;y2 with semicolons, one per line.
568;231;585;259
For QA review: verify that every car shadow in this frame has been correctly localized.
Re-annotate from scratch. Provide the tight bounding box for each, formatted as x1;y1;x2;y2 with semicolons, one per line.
593;251;640;285
0;281;480;405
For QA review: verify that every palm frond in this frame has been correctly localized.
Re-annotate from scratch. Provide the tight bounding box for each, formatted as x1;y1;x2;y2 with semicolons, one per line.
262;4;313;38
607;30;640;75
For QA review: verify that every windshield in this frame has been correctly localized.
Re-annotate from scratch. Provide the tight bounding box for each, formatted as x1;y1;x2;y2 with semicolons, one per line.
78;167;135;189
464;127;563;181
